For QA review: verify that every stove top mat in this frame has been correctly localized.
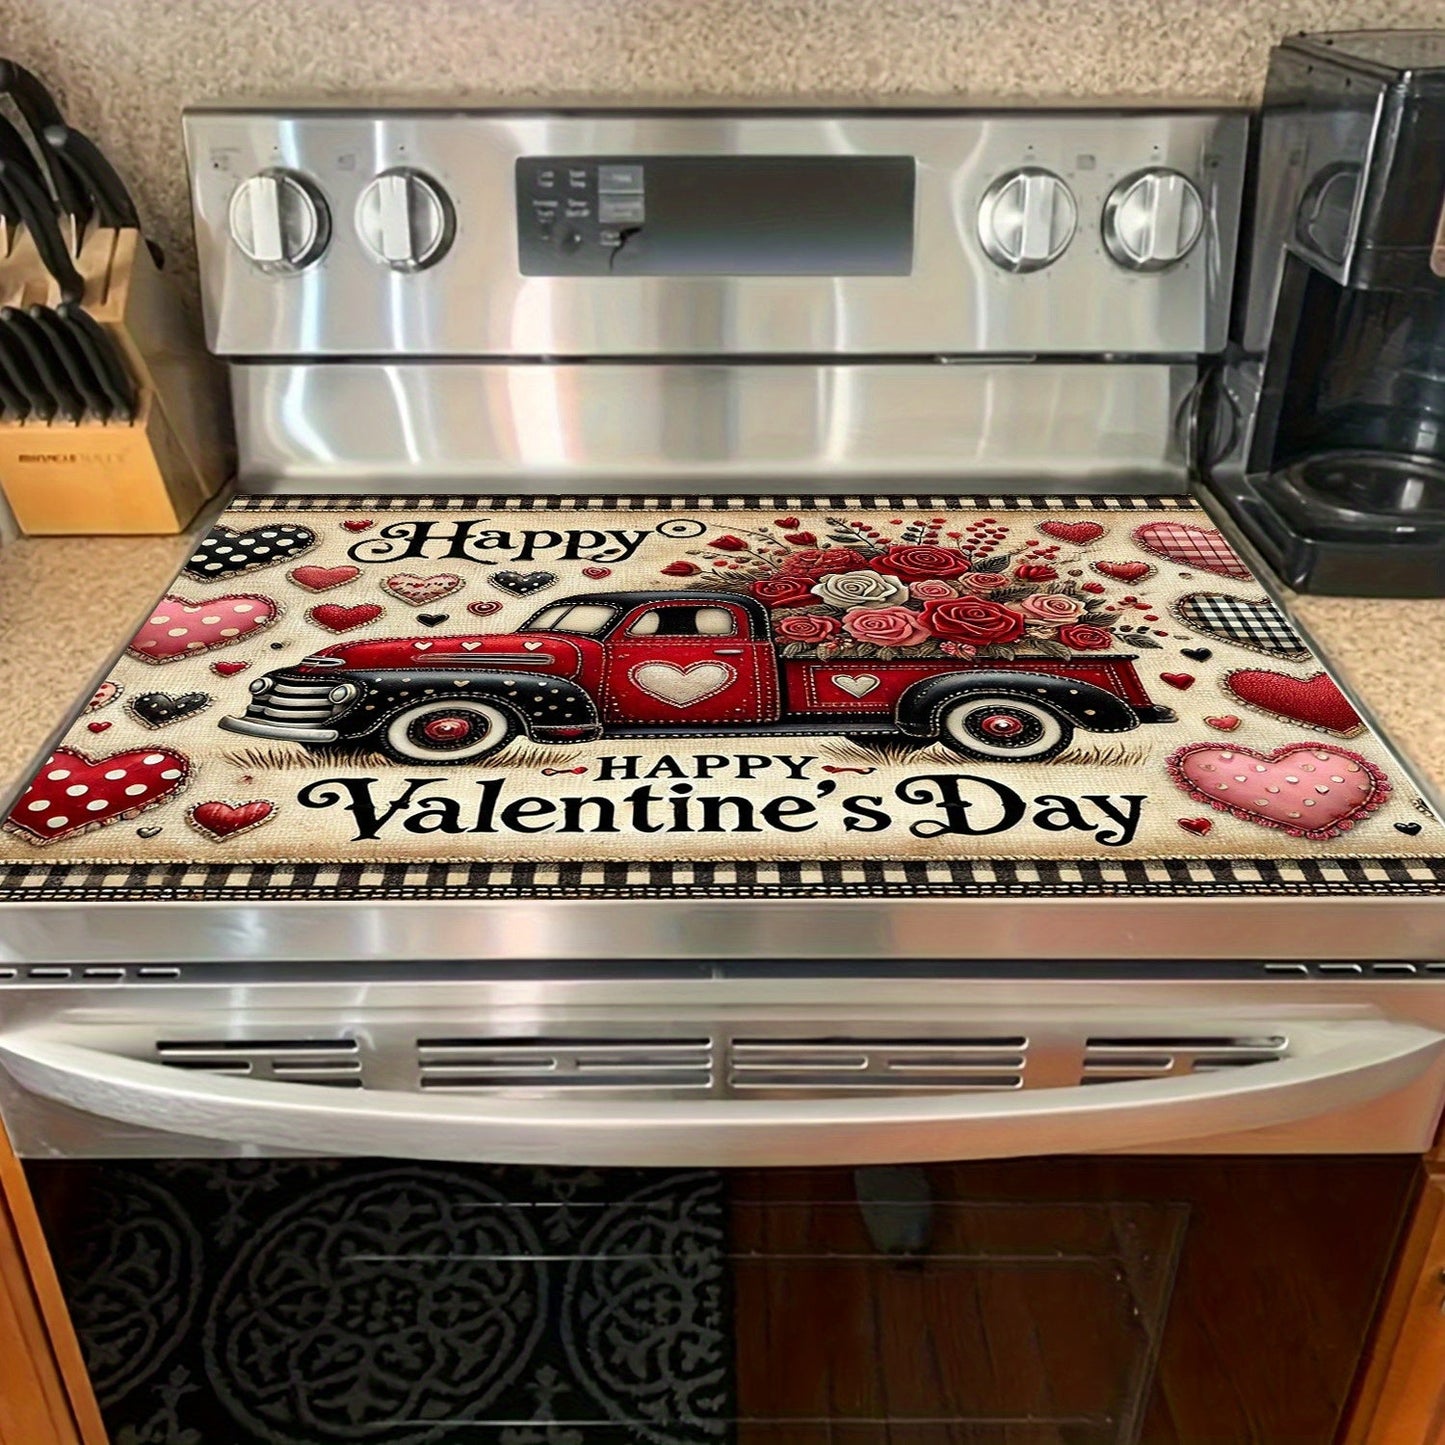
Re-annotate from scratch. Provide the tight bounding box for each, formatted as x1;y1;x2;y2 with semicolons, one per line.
3;493;1442;903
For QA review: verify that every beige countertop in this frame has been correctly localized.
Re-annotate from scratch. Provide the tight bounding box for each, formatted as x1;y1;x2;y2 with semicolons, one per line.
2;523;1444;807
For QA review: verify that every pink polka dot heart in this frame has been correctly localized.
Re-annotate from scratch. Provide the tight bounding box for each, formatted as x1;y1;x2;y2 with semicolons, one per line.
126;593;279;664
4;747;190;845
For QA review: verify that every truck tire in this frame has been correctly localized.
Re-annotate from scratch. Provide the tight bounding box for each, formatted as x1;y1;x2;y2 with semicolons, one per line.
378;699;520;763
935;694;1073;763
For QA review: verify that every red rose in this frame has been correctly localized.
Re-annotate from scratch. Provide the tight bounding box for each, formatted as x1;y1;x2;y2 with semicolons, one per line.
1056;622;1113;652
959;571;1010;591
780;546;874;576
708;535;749;551
660;560;700;576
1015;562;1058;581
750;574;818;608
775;613;841;643
868;545;973;581
919;597;1026;645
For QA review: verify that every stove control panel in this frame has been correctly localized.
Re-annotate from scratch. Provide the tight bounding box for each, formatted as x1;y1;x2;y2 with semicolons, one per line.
186;107;1247;356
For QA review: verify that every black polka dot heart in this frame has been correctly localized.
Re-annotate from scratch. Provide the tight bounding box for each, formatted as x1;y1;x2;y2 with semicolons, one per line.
183;524;317;581
489;569;557;597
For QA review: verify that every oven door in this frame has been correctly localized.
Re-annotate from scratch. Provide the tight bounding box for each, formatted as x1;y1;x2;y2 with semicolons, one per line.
5;971;1444;1444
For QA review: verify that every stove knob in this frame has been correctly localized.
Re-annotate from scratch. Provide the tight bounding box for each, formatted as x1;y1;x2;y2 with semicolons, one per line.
228;170;330;274
1103;168;1204;271
977;168;1077;273
355;168;455;272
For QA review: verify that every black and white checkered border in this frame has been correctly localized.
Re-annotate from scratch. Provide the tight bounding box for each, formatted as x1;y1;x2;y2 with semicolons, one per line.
232;493;1198;515
2;855;1442;901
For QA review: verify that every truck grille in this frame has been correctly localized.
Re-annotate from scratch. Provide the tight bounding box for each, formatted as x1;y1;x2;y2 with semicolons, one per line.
241;677;344;724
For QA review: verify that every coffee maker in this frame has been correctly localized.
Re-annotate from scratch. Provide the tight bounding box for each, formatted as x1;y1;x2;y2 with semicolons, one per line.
1209;30;1445;596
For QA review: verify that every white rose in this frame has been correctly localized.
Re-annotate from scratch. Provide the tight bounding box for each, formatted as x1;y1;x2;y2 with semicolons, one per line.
809;569;907;610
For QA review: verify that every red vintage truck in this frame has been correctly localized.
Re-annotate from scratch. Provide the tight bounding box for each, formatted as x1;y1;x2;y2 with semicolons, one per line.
222;590;1176;763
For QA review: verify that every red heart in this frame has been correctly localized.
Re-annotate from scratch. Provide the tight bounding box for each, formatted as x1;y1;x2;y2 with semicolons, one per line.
1081;582;1106;594
1222;669;1364;738
1160;672;1196;690
308;602;383;633
1132;521;1250;579
289;564;360;592
467;599;503;618
1205;715;1242;732
340;519;374;532
211;660;250;677
582;566;612;579
1038;520;1105;544
86;680;120;713
774;517;801;529
381;572;463;605
4;746;189;845
87;720;112;733
1168;741;1390;841
1093;560;1154;583
187;799;275;841
1177;817;1213;836
127;594;278;664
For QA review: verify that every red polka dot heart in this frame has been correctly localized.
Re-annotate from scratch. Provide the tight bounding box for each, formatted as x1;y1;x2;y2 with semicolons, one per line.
126;593;279;664
4;747;190;845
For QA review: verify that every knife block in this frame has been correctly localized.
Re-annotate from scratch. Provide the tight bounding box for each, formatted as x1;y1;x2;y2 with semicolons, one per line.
0;226;232;535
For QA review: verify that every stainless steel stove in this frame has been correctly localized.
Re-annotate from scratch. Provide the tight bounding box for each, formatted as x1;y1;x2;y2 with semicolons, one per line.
2;96;1444;1177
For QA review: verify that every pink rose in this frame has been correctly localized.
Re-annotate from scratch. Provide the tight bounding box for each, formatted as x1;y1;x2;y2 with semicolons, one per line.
1016;592;1085;623
840;605;932;646
908;579;957;601
959;571;1011;591
775;613;840;643
940;641;978;660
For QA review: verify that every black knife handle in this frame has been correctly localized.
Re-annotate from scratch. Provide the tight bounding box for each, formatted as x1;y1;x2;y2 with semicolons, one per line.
0;59;87;224
43;124;137;230
0;338;28;418
0;316;54;418
0;114;45;191
0;158;83;300
1;305;82;419
28;304;108;420
57;301;135;420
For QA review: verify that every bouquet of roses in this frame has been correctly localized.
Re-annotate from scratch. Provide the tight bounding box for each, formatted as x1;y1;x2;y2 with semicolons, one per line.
661;515;1154;661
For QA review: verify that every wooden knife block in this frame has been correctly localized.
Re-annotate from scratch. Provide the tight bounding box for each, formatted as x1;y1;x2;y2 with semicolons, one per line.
0;226;231;535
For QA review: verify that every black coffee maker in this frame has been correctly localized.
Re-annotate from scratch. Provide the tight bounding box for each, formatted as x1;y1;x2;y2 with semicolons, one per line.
1209;31;1445;595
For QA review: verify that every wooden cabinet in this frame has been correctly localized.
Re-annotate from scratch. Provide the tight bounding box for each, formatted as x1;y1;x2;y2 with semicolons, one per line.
0;1120;104;1445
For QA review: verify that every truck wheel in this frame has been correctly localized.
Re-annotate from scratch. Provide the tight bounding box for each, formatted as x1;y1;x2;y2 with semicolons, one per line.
935;695;1072;763
379;699;520;763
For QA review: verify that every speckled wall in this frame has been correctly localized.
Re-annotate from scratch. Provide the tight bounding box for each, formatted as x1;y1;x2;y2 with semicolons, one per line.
3;0;1445;295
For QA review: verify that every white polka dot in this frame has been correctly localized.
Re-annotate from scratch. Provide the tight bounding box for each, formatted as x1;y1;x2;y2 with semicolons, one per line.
220;628;240;637
167;627;189;637
47;769;70;780
253;546;271;555
46;816;67;828
187;558;204;566
201;615;221;625
124;784;147;796
186;642;204;649
25;799;49;812
204;563;223;571
64;784;88;797
150;614;170;624
234;604;254;613
213;545;233;554
159;769;182;780
86;800;108;811
142;754;165;765
104;768;127;780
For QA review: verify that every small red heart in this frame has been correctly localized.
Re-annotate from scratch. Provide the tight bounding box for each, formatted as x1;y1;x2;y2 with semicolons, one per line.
774;517;801;529
1038;520;1106;544
211;661;250;677
1093;560;1154;583
1160;672;1196;690
308;602;383;633
467;599;503;618
289;564;361;592
1081;582;1106;594
87;720;112;733
1205;715;1242;731
340;519;374;533
1177;817;1213;836
582;566;612;579
187;799;275;841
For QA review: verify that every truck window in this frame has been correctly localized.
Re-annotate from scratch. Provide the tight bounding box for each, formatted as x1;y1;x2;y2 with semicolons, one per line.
626;606;738;638
521;603;617;635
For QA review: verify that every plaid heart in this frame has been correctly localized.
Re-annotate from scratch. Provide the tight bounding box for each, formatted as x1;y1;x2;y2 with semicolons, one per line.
1174;593;1310;660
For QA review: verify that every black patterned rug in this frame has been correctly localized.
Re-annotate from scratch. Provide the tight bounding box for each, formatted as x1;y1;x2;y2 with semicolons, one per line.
29;1160;732;1445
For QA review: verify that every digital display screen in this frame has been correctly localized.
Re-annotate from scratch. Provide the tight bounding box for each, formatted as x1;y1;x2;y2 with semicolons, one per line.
517;155;915;277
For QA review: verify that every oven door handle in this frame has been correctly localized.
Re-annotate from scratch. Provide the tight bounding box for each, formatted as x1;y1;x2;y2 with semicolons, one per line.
1;1019;1440;1165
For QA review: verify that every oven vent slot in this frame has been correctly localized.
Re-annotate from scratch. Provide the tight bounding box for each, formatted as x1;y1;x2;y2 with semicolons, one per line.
417;1037;714;1092
155;1038;363;1087
1081;1034;1288;1084
729;1037;1028;1093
